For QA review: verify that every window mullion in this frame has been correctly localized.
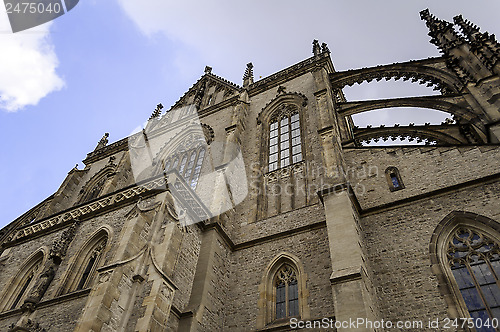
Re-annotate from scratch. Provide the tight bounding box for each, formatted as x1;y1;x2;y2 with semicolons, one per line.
288;121;293;165
466;262;496;322
285;282;289;319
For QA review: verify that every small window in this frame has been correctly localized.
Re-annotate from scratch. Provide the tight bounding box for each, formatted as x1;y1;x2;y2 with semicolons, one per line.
385;167;404;191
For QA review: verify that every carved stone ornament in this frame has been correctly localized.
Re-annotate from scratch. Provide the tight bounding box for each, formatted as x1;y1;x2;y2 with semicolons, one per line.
8;318;46;332
24;264;56;306
98;271;112;284
94;133;109;151
269;104;299;123
49;221;79;264
11;176;168;242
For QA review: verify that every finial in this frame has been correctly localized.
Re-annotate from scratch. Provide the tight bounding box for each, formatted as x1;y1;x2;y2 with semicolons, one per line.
204;66;212;74
321;42;330;53
243;62;254;88
420;9;460;54
95;133;109;150
149;103;164;120
312;39;321;56
277;86;286;95
453;15;481;42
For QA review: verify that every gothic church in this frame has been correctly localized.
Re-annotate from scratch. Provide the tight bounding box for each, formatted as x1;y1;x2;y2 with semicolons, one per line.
1;9;500;331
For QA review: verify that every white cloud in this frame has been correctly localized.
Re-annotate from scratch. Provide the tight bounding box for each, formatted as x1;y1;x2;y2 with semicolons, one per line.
0;11;64;112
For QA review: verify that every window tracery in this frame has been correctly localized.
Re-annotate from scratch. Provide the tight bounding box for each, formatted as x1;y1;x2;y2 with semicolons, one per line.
268;105;303;172
59;231;108;294
78;167;115;204
10;263;40;310
275;264;299;319
164;147;206;189
0;250;44;311
76;237;107;291
447;227;500;325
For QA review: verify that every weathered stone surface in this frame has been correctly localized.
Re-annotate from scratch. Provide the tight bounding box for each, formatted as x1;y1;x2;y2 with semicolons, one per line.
1;11;500;332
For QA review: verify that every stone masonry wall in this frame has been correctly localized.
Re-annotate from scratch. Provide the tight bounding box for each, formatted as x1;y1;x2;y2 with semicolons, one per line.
361;180;500;328
225;227;334;330
343;145;500;210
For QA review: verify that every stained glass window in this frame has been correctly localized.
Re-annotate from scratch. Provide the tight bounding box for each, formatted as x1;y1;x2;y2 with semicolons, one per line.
447;227;500;330
385;167;404;191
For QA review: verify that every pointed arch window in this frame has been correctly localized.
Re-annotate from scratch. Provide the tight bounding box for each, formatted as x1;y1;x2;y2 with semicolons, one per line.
274;264;299;319
447;227;500;326
258;253;310;329
268;109;302;172
75;237;107;291
10;268;37;310
164;147;206;189
60;233;108;294
0;251;44;311
79;168;115;204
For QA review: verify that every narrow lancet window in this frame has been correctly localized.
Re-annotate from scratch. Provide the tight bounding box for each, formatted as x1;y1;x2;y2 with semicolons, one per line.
274;264;299;320
385;166;405;191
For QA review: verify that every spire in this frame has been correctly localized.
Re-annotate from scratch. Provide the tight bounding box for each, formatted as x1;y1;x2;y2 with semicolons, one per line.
453;15;481;42
243;62;254;88
420;9;461;54
454;14;500;72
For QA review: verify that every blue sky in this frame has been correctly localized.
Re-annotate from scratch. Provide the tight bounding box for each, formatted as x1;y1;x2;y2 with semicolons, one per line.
1;1;499;228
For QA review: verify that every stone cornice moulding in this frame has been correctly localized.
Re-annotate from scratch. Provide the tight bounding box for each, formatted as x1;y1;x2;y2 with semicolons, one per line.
83;137;128;165
3;176;169;246
249;52;333;97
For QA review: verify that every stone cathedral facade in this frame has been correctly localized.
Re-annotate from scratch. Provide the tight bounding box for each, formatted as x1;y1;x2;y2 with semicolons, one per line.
1;9;500;332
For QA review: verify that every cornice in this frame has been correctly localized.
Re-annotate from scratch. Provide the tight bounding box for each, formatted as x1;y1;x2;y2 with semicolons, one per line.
248;52;333;97
3;176;168;246
83;137;128;165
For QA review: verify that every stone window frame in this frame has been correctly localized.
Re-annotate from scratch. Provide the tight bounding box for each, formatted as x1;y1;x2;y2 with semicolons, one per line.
164;146;207;190
385;166;405;192
0;247;48;311
257;93;308;175
267;106;304;172
430;211;500;322
78;166;116;204
57;227;111;295
257;252;310;329
150;122;214;188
